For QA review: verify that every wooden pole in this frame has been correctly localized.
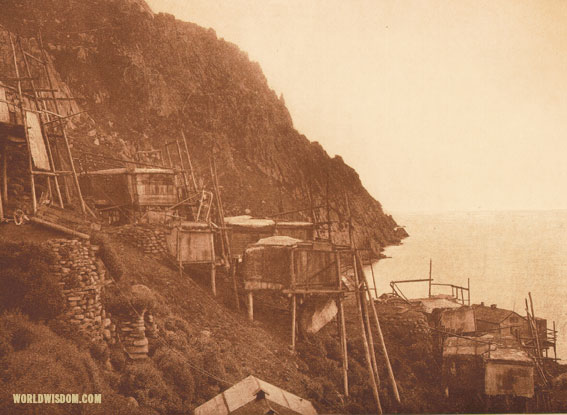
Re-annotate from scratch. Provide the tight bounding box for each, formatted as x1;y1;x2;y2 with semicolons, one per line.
211;157;238;308
338;295;349;397
428;259;432;298
354;256;382;415
0;159;4;220
10;34;37;214
55;144;72;204
326;171;332;242
19;36;65;209
165;144;173;168
1;142;7;202
356;251;401;404
362;280;380;382
181;130;198;192
231;259;240;311
525;298;546;384
553;321;557;360
291;294;297;351
356;256;379;381
529;293;542;358
175;137;191;199
346;194;382;414
176;227;183;279
38;34;86;215
468;278;470;305
370;258;379;298
368;289;401;403
210;233;216;296
307;182;319;239
247;291;254;321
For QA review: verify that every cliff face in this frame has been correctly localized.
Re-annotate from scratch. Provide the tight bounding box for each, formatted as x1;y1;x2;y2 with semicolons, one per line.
1;0;406;250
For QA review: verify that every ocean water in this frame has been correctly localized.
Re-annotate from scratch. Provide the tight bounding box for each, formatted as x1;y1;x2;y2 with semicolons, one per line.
368;210;567;357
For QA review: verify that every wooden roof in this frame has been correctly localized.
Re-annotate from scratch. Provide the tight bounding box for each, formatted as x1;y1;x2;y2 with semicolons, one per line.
194;375;317;415
472;304;524;325
81;167;175;176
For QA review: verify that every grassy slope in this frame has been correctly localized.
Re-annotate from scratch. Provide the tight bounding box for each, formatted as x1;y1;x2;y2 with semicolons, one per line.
107;232;450;414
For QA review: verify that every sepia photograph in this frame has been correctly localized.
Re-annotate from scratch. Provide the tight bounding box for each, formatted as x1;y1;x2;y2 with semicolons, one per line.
0;0;566;414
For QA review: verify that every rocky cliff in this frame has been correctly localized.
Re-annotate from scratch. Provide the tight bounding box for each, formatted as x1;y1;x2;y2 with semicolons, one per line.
0;0;406;251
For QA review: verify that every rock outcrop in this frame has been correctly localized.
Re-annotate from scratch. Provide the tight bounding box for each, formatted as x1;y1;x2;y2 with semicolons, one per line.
1;0;407;252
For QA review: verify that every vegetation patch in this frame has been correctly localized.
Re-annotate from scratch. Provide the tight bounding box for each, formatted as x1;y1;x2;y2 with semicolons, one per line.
0;242;64;320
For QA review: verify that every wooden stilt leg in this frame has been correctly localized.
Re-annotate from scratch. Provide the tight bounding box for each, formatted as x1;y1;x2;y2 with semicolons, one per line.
231;259;240;310
46;177;53;203
210;262;216;296
291;294;297;351
369;291;401;403
210;236;216;296
362;286;380;382
1;142;7;203
354;254;382;414
0;175;4;221
247;291;254;321
338;295;349;397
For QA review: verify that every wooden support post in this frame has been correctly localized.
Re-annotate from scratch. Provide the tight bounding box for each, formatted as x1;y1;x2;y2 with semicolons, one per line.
529;293;542;358
370;258;378;298
354;255;382;415
54;144;72;204
335;251;342;289
10;34;37;214
357;257;379;381
553;321;557;360
356;251;401;404
428;259;432;298
0;165;3;220
1;142;7;203
38;35;85;215
326;172;332;242
175;137;191;199
338;295;349;397
20;39;64;209
247;291;254;321
368;288;401;403
181;130;198;192
231;259;240;311
176;227;183;279
362;282;380;381
291;294;297;351
468;278;471;305
165;144;173;168
346;193;382;414
210;234;217;296
46;175;53;202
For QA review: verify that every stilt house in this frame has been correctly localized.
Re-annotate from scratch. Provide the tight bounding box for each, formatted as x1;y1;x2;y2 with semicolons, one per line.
79;167;178;224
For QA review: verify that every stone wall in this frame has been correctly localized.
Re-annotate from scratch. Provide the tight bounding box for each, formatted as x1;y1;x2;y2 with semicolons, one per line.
47;238;108;341
113;224;169;256
47;238;159;358
118;311;158;360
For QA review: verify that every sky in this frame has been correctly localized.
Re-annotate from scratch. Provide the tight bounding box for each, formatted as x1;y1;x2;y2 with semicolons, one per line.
146;0;567;213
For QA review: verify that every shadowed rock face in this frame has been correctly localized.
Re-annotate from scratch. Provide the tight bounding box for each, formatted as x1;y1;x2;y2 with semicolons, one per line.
0;0;407;251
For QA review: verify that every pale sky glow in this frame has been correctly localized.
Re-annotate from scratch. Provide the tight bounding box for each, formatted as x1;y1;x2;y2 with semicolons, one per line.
147;0;567;213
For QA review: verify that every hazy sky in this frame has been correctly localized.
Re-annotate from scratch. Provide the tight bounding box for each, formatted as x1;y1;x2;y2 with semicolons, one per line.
146;0;567;213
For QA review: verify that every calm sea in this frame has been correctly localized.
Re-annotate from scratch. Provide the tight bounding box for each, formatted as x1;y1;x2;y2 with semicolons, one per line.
369;210;567;357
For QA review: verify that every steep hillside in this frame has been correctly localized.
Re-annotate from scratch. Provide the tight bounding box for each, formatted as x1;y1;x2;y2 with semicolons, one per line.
0;0;406;251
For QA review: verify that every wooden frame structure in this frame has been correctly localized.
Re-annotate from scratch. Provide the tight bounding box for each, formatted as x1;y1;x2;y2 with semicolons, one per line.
79;166;179;224
0;27;86;221
389;259;471;306
167;221;217;294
